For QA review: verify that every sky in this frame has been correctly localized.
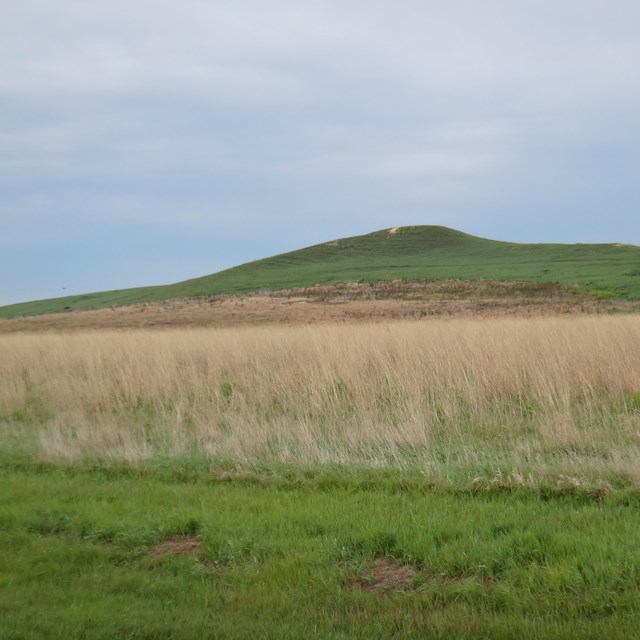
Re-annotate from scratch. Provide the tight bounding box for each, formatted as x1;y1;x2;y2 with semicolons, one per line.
2;1;640;306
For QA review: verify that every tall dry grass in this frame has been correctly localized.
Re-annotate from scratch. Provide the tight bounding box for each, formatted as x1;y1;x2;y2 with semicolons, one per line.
2;316;640;482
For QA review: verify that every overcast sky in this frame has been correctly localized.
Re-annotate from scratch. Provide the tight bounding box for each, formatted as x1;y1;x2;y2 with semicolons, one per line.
2;1;640;305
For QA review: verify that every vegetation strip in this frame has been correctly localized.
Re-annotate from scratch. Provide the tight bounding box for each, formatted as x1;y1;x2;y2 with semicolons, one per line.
2;316;640;488
3;279;640;333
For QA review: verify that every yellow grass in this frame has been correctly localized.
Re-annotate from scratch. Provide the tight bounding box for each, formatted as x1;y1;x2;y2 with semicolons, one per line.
2;315;640;484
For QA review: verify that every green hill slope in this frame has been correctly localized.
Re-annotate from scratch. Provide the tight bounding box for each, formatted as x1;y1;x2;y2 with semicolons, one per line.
3;225;640;318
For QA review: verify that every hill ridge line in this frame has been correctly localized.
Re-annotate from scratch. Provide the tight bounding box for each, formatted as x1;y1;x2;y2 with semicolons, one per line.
2;225;640;319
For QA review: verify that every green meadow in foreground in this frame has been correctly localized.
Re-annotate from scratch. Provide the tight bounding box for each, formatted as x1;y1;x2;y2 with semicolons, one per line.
2;462;640;639
3;461;640;640
3;225;640;318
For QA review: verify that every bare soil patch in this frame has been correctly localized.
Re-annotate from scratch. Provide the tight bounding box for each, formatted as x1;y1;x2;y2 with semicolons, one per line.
148;535;200;558
353;558;416;593
350;558;496;595
2;279;639;333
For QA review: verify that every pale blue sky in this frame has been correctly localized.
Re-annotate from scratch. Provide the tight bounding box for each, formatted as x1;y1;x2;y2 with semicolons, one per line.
2;1;640;305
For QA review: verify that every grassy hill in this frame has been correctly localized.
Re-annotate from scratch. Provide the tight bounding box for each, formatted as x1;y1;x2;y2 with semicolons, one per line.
2;225;640;318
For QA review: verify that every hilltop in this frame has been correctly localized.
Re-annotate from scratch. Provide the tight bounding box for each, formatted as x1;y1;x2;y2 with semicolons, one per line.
2;225;640;319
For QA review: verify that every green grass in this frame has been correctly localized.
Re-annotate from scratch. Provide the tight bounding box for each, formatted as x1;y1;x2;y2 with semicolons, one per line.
3;225;640;318
2;460;640;639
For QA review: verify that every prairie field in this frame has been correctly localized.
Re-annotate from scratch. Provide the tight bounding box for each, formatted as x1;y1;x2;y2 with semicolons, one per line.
5;314;640;639
3;314;640;489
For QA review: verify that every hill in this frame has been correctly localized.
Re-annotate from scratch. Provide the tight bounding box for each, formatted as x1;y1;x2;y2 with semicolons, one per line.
2;225;640;319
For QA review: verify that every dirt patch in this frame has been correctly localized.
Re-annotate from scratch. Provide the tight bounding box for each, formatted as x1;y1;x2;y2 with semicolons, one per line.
354;558;415;592
2;279;640;333
148;535;200;558
350;558;497;595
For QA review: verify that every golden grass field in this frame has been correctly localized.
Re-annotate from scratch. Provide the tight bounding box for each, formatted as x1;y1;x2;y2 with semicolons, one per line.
2;314;640;488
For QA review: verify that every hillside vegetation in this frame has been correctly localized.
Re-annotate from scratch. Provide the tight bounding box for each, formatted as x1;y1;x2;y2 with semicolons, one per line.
2;225;640;318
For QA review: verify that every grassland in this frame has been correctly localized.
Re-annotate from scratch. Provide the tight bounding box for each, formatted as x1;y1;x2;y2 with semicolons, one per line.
3;225;640;318
4;315;640;637
3;316;640;486
3;463;640;639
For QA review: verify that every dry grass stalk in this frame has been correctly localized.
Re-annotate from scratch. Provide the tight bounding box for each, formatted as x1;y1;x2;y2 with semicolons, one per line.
1;315;640;478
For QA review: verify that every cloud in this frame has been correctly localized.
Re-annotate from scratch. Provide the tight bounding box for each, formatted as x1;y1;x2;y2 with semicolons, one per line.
1;1;640;304
363;150;501;178
3;1;639;108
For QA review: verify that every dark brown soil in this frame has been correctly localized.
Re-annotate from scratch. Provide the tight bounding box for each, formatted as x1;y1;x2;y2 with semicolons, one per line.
353;558;416;593
350;557;497;595
148;535;200;558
